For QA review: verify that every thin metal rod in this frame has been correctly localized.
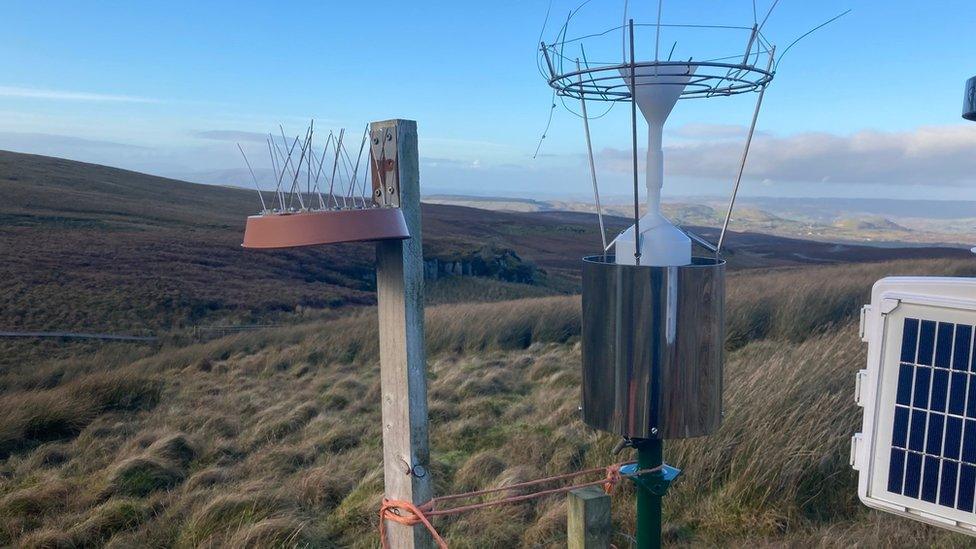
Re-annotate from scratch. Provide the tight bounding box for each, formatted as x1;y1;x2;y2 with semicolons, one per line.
576;59;608;258
339;141;357;203
741;24;758;65
272;133;299;211
541;42;557;78
266;136;280;210
307;120;314;203
716;46;775;254
329;128;345;208
311;133;332;186
359;123;370;207
311;132;333;209
629;19;640;265
654;0;663;65
621;0;628;62
277;126;305;209
286;125;311;210
347;126;368;207
757;0;780;33
774;9;852;72
237;143;267;212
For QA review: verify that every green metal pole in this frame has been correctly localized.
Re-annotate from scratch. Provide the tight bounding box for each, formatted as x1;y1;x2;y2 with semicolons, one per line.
635;438;663;549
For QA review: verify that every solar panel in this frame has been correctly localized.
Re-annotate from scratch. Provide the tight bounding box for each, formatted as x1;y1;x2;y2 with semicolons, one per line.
887;317;975;510
853;277;976;536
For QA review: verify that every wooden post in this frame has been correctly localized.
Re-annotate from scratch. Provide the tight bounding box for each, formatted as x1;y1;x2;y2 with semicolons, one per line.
567;486;612;549
373;119;434;548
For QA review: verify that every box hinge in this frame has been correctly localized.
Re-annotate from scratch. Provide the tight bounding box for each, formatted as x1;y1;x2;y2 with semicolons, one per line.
855;369;869;407
851;433;864;470
859;304;872;342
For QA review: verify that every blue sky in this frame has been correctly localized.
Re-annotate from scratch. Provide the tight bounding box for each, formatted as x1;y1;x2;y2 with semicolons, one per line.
1;0;975;200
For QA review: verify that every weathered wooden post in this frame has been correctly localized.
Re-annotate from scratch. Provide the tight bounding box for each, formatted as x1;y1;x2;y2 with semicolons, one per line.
371;119;434;548
567;486;612;549
240;118;431;546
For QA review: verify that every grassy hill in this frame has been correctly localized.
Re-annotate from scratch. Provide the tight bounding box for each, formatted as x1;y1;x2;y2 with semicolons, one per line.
3;258;976;547
2;150;970;343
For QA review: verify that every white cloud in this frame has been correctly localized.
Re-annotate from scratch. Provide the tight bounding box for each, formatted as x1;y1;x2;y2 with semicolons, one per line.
0;85;157;103
598;125;976;186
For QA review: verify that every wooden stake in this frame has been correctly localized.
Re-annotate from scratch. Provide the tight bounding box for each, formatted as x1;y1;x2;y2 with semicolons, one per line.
567;486;612;549
373;119;434;548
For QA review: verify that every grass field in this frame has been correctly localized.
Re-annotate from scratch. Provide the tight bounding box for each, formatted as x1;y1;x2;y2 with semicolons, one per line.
3;257;976;547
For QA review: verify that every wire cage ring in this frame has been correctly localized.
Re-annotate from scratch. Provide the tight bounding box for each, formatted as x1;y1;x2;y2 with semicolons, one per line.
547;59;773;102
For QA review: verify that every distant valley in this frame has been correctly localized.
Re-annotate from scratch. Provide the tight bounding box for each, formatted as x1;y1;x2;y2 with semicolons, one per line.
425;194;976;248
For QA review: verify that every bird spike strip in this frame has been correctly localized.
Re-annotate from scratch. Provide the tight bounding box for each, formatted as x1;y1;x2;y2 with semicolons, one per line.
379;460;663;548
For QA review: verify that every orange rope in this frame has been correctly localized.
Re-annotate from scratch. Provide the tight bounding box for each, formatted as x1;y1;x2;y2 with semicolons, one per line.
379;498;447;549
378;461;661;548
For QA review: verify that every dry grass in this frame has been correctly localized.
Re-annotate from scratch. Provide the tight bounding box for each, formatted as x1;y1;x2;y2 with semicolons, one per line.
725;258;976;349
2;257;975;546
0;371;161;459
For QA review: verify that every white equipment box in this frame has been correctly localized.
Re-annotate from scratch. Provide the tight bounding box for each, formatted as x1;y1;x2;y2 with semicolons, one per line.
853;277;976;535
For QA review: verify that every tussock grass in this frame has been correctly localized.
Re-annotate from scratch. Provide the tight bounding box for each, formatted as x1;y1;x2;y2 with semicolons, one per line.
228;517;319;548
0;371;161;458
106;457;183;498
725;258;976;349
3;257;975;546
69;498;153;545
179;493;284;546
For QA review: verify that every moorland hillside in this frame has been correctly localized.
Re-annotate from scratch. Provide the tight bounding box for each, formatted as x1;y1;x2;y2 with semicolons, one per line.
3;150;968;340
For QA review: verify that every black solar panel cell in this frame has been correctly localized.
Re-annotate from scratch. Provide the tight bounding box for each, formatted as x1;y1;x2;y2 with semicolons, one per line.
913;368;932;408
949;372;967;415
902;318;920;362
897;363;914;405
927;414;945;455
931;370;949;412
905;453;923;498
918;320;937;366
954;325;972;371
959;466;976;512
937;323;955;368
940;461;960;507
889;448;906;493
945;417;964;460
892;407;910;447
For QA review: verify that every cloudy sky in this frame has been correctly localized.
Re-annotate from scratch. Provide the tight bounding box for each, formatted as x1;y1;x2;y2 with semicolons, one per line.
1;0;975;200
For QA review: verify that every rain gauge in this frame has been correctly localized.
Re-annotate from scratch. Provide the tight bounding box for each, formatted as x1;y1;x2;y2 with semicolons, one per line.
539;1;847;546
539;2;778;546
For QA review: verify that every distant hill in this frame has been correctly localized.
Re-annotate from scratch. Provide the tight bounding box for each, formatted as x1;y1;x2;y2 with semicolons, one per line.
833;216;909;232
1;150;970;334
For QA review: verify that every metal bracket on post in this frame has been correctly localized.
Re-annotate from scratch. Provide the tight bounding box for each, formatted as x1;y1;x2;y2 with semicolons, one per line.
371;126;401;208
621;463;682;496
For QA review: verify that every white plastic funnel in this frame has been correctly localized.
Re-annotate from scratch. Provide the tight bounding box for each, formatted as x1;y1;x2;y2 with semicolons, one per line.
614;64;696;266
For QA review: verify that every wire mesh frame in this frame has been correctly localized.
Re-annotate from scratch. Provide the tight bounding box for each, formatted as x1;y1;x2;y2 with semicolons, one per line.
541;15;775;102
544;58;773;101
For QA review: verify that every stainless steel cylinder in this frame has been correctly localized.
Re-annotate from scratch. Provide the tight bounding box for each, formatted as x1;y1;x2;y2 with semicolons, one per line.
581;256;724;439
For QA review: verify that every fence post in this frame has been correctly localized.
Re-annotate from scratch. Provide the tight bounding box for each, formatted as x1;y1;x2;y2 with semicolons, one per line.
373;119;434;548
568;486;612;549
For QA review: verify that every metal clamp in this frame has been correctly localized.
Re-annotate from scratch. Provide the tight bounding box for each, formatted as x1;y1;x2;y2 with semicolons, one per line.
620;463;682;496
370;126;400;208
